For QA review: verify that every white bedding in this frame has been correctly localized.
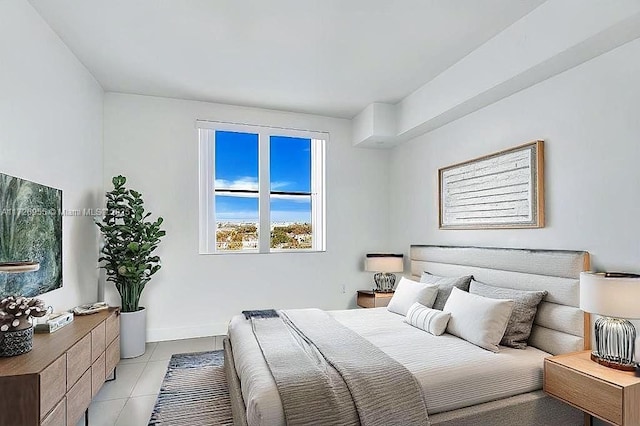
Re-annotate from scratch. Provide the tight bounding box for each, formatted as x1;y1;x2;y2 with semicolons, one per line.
228;307;549;426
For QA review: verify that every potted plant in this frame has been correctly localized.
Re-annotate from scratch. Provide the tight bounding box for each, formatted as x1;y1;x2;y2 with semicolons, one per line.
96;176;165;358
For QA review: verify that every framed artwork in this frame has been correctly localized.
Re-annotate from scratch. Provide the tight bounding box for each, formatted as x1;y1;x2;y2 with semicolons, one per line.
0;173;62;297
439;141;544;229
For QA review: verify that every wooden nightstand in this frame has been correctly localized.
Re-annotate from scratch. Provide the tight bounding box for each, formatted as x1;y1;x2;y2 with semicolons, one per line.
356;290;394;308
544;351;640;426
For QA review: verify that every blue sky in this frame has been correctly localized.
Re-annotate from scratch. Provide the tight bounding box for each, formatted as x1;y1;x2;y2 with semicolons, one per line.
215;131;311;223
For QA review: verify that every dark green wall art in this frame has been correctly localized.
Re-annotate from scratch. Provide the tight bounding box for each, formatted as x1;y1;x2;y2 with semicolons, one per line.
0;173;62;297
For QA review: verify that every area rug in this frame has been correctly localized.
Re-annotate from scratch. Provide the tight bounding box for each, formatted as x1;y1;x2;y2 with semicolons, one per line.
148;350;233;425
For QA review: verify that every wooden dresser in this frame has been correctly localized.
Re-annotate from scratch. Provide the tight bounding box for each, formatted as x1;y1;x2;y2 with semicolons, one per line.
0;309;120;425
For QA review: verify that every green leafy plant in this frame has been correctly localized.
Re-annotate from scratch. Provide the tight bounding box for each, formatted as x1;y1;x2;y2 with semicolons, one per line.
96;176;165;312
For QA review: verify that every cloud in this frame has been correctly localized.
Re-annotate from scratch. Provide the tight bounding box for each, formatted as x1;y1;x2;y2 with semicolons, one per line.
215;178;293;192
270;181;291;190
215;178;310;200
215;177;257;191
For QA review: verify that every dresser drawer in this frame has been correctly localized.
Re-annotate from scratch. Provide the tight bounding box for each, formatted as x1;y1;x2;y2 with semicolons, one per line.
67;368;91;426
41;397;65;426
545;361;623;424
91;322;106;362
67;334;92;391
106;312;119;345
106;336;120;376
40;355;66;419
92;352;106;397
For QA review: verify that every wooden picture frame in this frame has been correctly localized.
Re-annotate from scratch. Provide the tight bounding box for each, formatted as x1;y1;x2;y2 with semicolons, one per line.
439;140;544;229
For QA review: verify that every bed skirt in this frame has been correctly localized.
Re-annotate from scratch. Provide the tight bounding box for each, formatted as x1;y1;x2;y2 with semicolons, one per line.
223;337;583;426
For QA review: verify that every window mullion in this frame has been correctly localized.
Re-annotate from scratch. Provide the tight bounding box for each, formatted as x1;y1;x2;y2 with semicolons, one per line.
311;138;326;251
258;131;271;253
198;129;216;254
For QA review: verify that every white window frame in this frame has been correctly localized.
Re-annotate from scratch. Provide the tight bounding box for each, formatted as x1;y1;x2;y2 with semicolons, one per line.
197;120;326;254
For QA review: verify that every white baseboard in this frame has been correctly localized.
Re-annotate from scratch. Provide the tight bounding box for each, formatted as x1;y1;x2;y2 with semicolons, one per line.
147;322;228;342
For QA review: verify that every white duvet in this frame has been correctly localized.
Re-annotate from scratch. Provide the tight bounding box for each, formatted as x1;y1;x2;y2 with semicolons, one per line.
228;307;549;426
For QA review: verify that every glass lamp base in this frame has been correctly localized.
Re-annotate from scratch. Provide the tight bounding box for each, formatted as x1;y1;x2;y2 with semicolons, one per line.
590;352;636;371
593;316;637;371
373;273;396;292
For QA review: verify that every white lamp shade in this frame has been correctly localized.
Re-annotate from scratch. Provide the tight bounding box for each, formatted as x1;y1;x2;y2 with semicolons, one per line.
580;272;640;319
364;254;403;273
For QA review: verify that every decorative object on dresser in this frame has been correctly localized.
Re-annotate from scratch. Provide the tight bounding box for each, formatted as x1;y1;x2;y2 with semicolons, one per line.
364;253;403;292
96;175;165;358
0;173;63;298
0;296;47;357
73;301;109;315
356;290;394;308
544;350;640;426
579;272;640;371
34;311;74;334
0;308;120;425
438;140;544;229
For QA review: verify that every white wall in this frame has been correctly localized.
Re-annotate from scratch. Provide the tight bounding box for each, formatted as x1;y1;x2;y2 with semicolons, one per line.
0;1;104;310
389;37;640;272
103;93;389;341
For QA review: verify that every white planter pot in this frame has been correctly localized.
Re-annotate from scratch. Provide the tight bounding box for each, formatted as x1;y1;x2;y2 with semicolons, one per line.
120;307;147;359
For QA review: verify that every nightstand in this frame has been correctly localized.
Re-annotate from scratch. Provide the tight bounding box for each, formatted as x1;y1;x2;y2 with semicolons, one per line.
544;350;640;426
356;290;394;308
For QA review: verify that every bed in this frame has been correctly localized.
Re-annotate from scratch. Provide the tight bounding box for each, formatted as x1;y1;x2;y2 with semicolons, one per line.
223;245;590;425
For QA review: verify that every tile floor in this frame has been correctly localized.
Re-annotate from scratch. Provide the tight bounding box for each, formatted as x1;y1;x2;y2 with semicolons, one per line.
79;335;225;426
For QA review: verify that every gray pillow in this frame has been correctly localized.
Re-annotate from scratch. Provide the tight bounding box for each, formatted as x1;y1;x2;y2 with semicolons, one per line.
469;280;547;349
420;272;472;310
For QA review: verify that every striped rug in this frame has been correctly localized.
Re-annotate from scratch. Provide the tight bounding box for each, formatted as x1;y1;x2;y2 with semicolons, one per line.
148;350;233;425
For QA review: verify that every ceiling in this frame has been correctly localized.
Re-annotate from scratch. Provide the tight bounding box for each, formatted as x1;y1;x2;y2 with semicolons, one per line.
30;0;544;118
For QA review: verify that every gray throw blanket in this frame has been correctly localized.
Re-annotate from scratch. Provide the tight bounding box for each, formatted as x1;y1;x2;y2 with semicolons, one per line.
251;309;429;426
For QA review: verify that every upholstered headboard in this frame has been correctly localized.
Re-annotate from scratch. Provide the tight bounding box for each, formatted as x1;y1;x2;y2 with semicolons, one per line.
410;245;590;355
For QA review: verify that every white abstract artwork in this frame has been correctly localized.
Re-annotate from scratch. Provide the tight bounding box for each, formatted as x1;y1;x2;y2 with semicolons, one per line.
439;141;544;229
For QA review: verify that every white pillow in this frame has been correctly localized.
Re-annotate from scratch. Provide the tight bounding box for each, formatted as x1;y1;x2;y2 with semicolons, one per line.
404;303;451;336
387;277;438;316
443;287;515;352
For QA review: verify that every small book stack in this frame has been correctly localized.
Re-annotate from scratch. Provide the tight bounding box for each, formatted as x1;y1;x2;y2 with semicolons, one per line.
34;312;74;333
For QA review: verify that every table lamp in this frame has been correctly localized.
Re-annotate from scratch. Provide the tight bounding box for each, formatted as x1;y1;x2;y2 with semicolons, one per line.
580;272;640;371
364;254;403;293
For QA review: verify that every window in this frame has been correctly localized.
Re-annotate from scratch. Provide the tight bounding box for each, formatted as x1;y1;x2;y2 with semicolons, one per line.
198;121;326;254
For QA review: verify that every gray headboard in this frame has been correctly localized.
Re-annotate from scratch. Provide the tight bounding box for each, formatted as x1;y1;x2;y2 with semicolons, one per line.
410;245;590;355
